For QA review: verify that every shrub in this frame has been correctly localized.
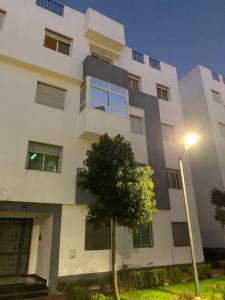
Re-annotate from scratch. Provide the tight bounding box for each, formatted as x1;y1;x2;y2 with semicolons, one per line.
187;263;211;279
168;267;183;283
144;268;167;287
129;271;145;289
64;284;90;300
172;294;195;300
91;294;111;300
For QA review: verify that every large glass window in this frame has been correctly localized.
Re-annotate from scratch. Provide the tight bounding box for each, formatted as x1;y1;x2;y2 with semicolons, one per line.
88;78;128;117
26;142;62;173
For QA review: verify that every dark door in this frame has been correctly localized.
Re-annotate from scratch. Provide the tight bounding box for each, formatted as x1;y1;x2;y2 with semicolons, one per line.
0;218;33;276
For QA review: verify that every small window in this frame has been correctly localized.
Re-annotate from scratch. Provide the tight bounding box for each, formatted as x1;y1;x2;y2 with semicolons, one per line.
212;90;221;104
211;71;220;82
218;123;225;138
44;29;72;56
132;50;144;64
167;169;182;190
26;142;62;173
172;222;190;247
85;221;111;250
0;10;6;30
35;82;66;110
161;124;174;142
157;84;170;101
130;115;144;135
133;223;153;248
128;74;140;91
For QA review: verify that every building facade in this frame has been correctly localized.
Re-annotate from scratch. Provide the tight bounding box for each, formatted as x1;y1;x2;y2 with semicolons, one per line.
180;66;225;259
0;0;204;291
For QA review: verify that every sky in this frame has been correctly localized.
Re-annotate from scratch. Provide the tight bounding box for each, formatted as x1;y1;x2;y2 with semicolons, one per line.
57;0;225;78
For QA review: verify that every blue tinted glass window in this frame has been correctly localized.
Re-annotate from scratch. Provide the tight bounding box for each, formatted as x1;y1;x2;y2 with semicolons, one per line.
90;87;109;106
110;94;126;110
110;84;127;96
90;78;108;89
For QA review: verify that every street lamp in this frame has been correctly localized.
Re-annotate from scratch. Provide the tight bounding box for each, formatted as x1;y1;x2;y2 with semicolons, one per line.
179;133;201;298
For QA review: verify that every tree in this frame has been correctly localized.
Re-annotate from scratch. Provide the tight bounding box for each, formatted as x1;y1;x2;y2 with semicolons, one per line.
211;188;225;243
77;134;157;300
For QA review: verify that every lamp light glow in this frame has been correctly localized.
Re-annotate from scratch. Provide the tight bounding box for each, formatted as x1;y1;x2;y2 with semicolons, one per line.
30;153;38;160
184;133;199;149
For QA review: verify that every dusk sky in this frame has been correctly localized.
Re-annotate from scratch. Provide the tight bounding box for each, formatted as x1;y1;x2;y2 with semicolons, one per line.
56;0;225;78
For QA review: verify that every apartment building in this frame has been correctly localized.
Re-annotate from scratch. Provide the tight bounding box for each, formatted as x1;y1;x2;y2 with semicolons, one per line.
180;66;225;260
0;0;204;293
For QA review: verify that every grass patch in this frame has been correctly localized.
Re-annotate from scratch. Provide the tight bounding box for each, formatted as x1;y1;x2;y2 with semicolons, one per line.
118;276;225;299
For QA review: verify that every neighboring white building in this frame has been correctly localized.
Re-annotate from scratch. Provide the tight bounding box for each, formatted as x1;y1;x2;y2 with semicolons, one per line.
0;0;204;292
180;66;225;260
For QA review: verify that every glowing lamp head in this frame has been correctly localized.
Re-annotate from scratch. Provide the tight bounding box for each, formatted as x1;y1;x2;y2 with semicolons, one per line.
184;133;199;149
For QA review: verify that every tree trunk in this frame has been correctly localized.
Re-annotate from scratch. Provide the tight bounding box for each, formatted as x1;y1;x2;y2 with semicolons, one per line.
112;219;120;300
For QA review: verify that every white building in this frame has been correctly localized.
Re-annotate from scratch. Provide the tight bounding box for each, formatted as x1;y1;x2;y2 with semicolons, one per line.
180;66;225;260
0;0;204;294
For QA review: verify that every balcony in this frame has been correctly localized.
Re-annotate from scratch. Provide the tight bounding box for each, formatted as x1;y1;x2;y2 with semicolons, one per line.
77;76;131;141
84;8;125;55
149;57;161;70
36;0;64;16
132;50;144;64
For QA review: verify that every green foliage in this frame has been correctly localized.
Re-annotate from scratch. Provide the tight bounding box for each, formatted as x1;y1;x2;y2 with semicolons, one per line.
64;284;90;300
172;293;194;300
210;260;225;269
129;268;167;289
211;188;225;231
77;134;157;229
91;293;111;300
169;267;183;283
187;263;211;279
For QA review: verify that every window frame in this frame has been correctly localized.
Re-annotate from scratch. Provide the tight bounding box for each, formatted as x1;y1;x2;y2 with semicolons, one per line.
133;223;153;248
0;9;6;30
167;169;182;190
26;141;63;173
157;84;170;102
211;90;222;104
44;29;72;56
130;115;145;135
171;222;190;247
80;76;128;118
128;74;141;91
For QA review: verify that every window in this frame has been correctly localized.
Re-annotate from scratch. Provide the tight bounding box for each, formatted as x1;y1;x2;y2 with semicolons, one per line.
35;82;66;110
132;50;144;64
157;84;170;101
91;52;112;64
172;222;190;247
89;77;128;117
0;10;6;30
167;169;182;190
26;142;62;173
85;221;111;250
218;123;225;138
149;58;161;70
211;71;220;82
161;124;174;142
211;90;221;104
128;74;140;90
133;223;153;248
130;115;144;135
80;81;86;112
44;30;72;56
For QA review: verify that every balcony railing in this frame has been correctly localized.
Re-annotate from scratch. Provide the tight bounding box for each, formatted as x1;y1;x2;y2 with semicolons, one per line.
132;50;144;64
211;71;220;82
149;57;161;70
36;0;64;16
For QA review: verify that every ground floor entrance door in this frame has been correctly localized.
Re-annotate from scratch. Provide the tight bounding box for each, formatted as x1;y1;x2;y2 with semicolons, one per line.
0;218;33;276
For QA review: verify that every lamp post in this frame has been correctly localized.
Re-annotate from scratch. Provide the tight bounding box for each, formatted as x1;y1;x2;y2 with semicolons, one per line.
179;133;200;298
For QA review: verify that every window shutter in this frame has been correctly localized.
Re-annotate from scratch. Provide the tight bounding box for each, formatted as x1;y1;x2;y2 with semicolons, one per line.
36;83;66;110
219;123;225;137
28;142;62;156
172;222;190;247
212;90;221;104
45;29;71;45
130;115;144;135
0;11;6;30
161;124;174;142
